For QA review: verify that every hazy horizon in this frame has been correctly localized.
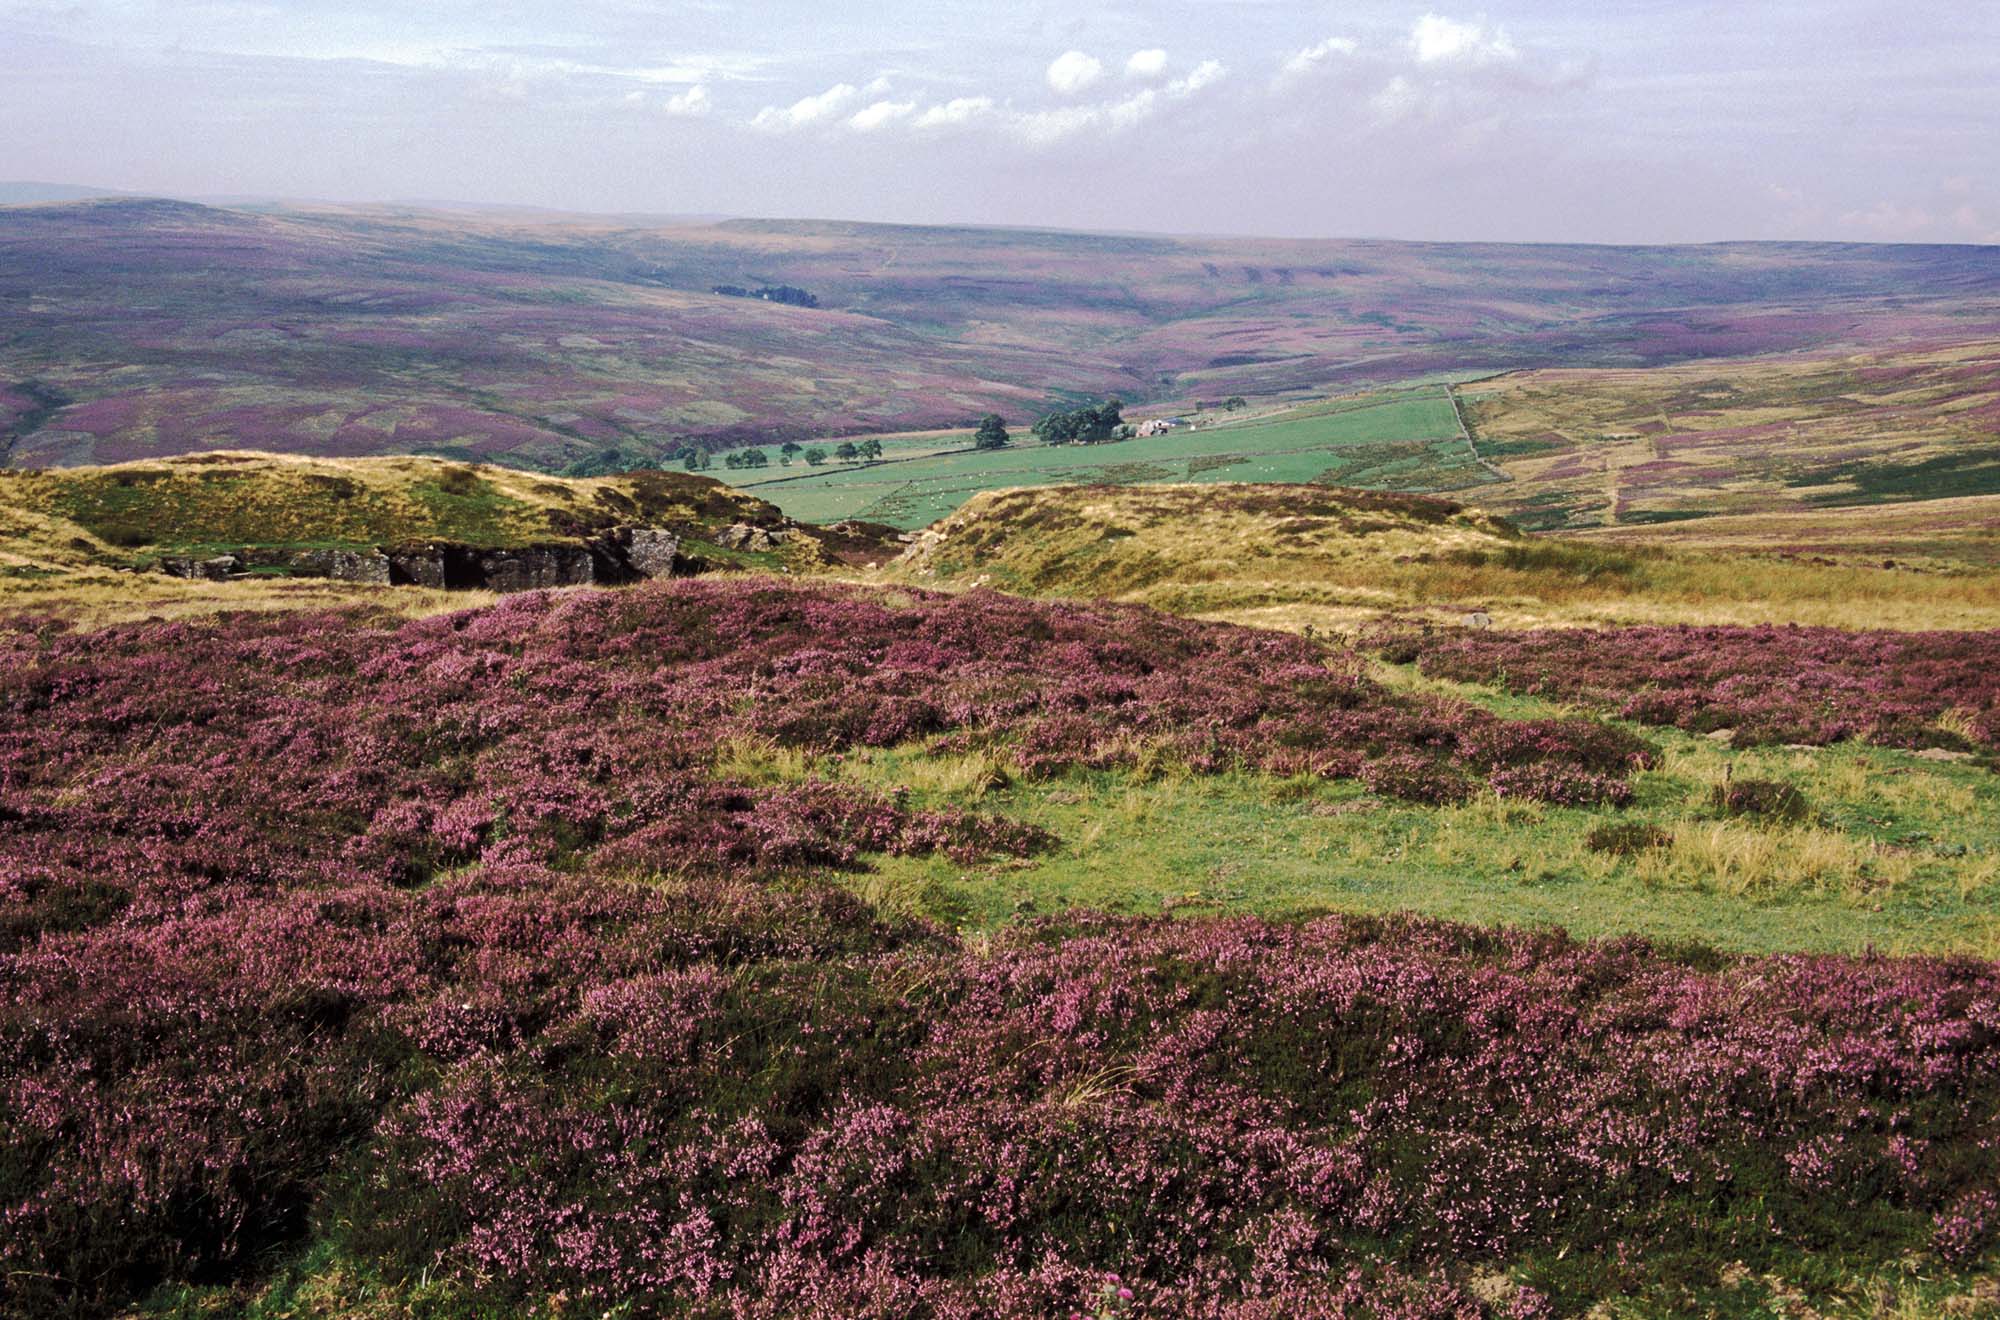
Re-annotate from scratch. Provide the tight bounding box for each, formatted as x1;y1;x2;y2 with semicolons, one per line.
3;2;1997;246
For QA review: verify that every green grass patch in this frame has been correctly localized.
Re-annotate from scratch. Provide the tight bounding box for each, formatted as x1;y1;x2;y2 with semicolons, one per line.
720;387;1475;528
811;708;2000;957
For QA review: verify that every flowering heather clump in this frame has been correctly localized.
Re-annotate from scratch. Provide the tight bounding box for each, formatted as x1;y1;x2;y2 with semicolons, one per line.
4;581;1991;1315
1388;624;2000;752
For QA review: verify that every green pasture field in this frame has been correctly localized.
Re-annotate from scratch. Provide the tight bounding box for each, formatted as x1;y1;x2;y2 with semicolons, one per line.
714;387;1484;528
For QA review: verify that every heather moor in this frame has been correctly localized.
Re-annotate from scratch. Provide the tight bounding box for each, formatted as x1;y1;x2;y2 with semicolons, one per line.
6;3;2000;1317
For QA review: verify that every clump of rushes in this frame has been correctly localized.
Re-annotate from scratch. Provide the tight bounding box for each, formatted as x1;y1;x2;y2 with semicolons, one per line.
1711;778;1812;822
1585;821;1674;856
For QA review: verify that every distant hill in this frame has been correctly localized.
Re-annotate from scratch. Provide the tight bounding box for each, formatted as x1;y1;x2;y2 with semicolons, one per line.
4;198;1998;473
0;181;133;204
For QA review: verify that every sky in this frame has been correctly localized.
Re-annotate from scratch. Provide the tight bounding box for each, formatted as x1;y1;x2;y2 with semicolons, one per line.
2;0;1996;244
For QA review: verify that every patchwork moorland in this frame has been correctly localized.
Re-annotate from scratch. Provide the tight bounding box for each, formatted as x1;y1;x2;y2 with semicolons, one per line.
4;201;2000;1320
5;197;2000;471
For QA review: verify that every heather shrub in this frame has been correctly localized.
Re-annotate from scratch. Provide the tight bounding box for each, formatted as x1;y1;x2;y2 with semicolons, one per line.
326;912;2000;1316
4;581;1988;1315
1394;624;2000;754
1488;763;1635;807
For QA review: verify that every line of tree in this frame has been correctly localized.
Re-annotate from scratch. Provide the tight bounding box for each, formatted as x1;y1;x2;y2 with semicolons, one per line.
711;284;820;308
721;448;771;470
1032;399;1126;446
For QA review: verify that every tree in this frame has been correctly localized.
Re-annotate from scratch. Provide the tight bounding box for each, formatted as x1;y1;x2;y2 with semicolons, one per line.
779;441;802;466
1086;399;1125;443
835;441;860;462
1223;396;1247;412
741;448;770;468
804;446;828;466
858;438;883;461
1034;400;1124;446
973;413;1011;450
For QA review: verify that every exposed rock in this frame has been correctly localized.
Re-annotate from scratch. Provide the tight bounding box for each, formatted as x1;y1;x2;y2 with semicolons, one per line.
589;526;685;580
154;525;702;593
387;548;448;590
715;522;791;553
248;547;391;584
1462;611;1494;630
1914;747;1976;764
158;554;240;581
477;545;598;593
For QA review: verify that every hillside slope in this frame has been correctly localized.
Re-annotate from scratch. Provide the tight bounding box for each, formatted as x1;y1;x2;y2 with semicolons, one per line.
0;450;898;624
889;482;2000;631
5;198;1999;470
1461;339;2000;548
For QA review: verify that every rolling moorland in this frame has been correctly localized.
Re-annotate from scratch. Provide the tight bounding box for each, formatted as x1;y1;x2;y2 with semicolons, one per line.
3;202;2000;1318
5;197;2000;470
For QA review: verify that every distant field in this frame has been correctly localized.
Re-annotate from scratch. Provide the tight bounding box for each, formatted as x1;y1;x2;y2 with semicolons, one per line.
726;386;1474;526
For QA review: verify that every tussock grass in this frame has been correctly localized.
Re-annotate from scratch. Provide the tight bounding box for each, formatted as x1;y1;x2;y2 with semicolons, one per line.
1634;821;1911;898
712;735;819;787
889;749;1015;799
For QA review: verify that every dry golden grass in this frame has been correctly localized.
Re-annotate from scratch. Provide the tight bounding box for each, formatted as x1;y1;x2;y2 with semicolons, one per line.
0;564;497;630
0;448;796;556
889;482;2000;632
0;449;850;629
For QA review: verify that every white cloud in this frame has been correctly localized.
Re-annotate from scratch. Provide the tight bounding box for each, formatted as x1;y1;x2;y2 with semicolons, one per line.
750;82;858;131
848;98;916;131
1410;14;1517;65
663;84;711;117
863;75;894;96
1005;59;1224;147
1169;59;1225;96
1107;89;1158;129
913;96;995;129
1371;75;1424;122
1046;50;1104;96
1279;36;1357;82
1126;48;1168;79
